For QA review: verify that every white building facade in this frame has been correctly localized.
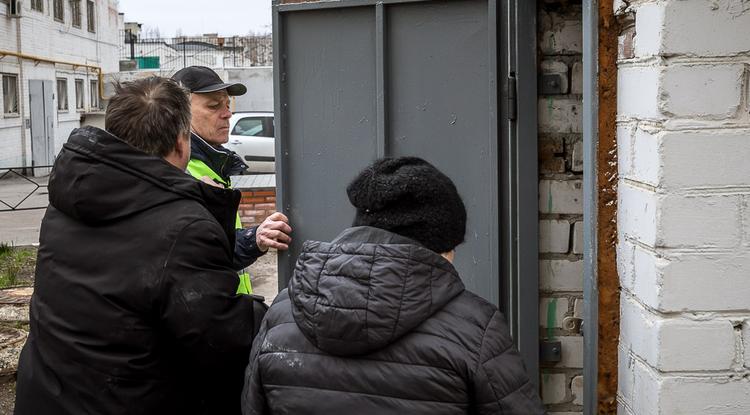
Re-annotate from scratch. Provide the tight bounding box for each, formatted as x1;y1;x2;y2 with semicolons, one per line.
0;0;122;168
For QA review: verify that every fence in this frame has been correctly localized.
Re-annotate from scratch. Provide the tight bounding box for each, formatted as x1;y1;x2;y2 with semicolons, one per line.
120;31;273;70
0;167;51;212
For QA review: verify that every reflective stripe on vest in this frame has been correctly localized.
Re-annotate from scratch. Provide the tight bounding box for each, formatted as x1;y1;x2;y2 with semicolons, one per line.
187;159;252;294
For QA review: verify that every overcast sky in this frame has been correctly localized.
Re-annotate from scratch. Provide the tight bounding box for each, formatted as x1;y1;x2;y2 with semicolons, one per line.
117;0;272;37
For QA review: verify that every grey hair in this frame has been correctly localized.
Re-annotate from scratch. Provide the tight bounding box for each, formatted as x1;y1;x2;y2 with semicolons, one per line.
105;77;191;157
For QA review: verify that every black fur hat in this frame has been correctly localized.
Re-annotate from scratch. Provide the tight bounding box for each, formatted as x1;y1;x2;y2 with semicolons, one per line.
347;157;467;253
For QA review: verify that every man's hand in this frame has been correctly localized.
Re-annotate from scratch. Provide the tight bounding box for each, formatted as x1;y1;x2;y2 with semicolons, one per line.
256;212;292;252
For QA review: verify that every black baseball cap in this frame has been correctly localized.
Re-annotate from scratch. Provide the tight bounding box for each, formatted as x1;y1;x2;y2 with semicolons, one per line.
172;66;247;96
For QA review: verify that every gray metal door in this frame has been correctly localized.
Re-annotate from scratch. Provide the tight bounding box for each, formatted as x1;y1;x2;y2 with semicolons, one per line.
274;0;538;379
29;80;55;175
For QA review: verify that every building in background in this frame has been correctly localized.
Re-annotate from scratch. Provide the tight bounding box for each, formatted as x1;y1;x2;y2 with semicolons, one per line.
0;0;122;169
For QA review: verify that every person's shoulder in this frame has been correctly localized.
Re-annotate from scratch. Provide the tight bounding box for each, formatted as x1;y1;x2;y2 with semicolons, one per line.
442;290;501;329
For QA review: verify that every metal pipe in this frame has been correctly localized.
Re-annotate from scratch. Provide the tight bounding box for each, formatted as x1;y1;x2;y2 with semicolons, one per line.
15;17;28;170
0;50;104;99
582;0;599;414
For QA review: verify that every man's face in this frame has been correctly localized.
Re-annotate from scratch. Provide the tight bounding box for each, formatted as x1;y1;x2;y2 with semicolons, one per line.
190;90;232;145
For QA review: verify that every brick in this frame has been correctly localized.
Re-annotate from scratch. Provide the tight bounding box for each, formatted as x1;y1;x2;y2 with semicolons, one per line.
253;190;276;197
241;197;266;203
633;3;664;57
540;297;569;329
558;336;583;368
264;196;276;202
618;66;660;120
660;0;750;57
619;24;636;59
539;180;582;214
540;220;570;253
540;259;583;292
630;358;660;415
539;11;582;55
617;237;636;292
538;97;582;134
658;195;741;249
570;62;582;95
571;221;583;254
660;131;750;189
570;139;583;172
618;346;635;408
617;123;634;179
621;297;736;372
631;246;663;309
618;183;657;247
570;375;583;405
631;127;660;187
659;64;744;119
541;373;567;405
658;319;735;371
658;253;750;312
254;203;276;210
659;377;750;415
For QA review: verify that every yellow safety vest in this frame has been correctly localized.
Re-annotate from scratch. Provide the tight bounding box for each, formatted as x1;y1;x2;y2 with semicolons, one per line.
187;159;253;295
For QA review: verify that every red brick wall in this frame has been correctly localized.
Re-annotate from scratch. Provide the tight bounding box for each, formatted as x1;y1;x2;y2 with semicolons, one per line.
239;188;277;227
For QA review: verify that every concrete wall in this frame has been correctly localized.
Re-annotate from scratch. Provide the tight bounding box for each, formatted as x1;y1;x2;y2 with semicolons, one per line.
227;67;273;112
537;2;584;413
616;1;750;414
0;0;122;168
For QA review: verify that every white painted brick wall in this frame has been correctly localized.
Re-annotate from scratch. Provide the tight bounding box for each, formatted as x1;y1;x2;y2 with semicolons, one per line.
618;1;750;411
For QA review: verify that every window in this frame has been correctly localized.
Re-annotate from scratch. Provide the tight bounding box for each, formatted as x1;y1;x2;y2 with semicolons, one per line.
90;80;100;110
75;79;84;110
231;116;274;137
31;0;43;12
57;78;68;111
2;74;19;115
71;0;81;28
54;0;64;22
86;0;95;32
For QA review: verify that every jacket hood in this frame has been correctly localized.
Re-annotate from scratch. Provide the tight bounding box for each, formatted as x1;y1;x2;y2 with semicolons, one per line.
49;126;239;233
288;226;465;356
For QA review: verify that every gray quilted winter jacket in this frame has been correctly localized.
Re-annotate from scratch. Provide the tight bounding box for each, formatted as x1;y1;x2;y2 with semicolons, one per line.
242;226;545;415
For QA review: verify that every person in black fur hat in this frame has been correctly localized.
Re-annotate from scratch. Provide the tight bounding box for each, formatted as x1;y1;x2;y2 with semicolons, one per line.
242;157;545;415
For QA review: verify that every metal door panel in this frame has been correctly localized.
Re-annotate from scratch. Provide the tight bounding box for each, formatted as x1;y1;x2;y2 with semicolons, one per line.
385;0;498;303
276;7;378;278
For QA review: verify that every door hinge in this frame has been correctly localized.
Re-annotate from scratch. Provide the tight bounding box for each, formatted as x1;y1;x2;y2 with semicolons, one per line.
507;73;517;121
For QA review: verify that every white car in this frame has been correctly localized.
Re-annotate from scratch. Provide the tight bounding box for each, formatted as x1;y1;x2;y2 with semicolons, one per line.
224;112;275;173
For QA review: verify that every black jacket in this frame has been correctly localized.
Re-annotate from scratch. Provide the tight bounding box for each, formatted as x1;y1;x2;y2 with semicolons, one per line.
242;226;545;415
189;133;263;270
15;126;266;415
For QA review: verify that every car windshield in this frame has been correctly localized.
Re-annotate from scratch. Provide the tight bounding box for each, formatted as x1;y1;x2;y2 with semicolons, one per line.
232;117;266;136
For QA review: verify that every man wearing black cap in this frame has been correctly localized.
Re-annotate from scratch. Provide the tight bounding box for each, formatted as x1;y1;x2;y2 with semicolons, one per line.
172;66;291;295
